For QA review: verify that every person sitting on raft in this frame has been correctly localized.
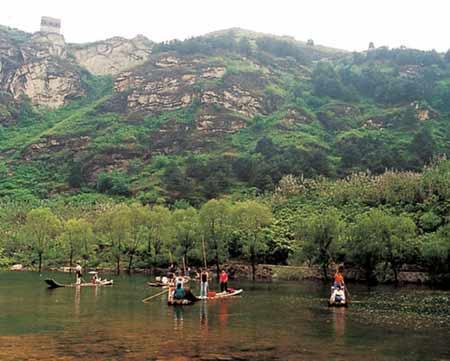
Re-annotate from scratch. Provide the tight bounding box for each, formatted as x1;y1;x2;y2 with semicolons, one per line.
173;282;186;300
219;269;229;293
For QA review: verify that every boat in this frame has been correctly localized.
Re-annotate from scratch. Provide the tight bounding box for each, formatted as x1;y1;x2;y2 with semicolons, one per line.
167;289;244;305
167;298;195;306
45;278;114;289
328;286;347;307
204;289;243;300
147;281;169;288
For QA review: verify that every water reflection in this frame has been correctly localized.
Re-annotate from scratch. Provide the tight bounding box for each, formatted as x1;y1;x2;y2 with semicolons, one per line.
218;301;229;327
331;307;346;338
173;306;184;331
74;286;80;316
200;300;208;328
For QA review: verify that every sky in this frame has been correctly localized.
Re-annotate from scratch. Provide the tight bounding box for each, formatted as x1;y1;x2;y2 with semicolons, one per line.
0;0;448;52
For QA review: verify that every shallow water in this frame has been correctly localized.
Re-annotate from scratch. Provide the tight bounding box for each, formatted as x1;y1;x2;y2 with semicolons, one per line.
0;272;448;361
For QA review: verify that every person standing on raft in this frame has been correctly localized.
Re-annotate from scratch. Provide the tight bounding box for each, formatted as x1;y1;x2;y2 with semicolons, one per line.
200;269;209;299
333;265;345;289
219;270;229;293
75;263;83;285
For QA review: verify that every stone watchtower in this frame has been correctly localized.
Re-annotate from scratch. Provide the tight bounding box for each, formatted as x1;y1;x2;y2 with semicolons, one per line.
40;16;61;34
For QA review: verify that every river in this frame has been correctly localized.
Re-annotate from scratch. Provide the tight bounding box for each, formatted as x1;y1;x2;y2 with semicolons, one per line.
0;272;448;360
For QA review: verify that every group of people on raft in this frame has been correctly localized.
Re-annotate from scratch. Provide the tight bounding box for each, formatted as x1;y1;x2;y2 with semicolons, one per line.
73;263;106;285
166;268;231;303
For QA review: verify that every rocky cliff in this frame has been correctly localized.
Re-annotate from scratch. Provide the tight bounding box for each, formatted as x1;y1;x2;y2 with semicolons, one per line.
0;27;153;108
70;35;153;76
0;28;83;108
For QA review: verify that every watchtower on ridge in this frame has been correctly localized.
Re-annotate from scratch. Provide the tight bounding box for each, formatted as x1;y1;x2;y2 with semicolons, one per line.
40;16;61;34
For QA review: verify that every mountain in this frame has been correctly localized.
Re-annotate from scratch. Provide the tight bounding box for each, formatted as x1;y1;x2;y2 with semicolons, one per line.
0;24;448;204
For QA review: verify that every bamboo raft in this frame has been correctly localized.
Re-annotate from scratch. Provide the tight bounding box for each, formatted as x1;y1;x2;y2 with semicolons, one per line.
45;278;113;289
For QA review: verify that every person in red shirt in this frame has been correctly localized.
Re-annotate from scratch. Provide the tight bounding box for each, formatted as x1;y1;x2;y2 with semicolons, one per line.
333;265;345;289
219;270;229;293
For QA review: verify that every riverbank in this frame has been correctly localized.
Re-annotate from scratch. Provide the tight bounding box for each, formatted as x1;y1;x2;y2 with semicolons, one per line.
223;262;436;285
7;261;446;286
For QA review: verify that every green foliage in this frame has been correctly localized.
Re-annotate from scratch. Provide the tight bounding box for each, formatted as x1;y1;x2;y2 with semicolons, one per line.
294;208;344;279
61;218;94;267
21;208;62;272
255;36;311;64
171;207;199;266
312;62;347;100
95;204;130;274
419;224;450;279
145;205;173;267
232;200;272;279
96;171;131;196
347;209;417;283
199;199;232;277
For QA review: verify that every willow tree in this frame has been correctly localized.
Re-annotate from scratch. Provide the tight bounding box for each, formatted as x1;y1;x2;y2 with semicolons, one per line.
146;205;172;268
199;199;232;279
124;203;150;273
295;208;344;281
22;208;61;272
61;218;94;271
95;204;131;275
232;200;272;280
348;209;418;284
171;207;199;270
382;214;417;283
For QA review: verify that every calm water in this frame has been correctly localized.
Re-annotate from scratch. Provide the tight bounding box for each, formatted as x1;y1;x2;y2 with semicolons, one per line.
0;272;449;361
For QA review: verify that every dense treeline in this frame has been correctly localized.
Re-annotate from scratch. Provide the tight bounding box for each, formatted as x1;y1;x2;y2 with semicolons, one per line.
312;46;450;112
152;32;316;64
0;160;448;284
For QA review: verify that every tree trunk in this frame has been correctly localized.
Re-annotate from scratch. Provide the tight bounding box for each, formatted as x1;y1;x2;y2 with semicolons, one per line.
128;254;133;274
251;253;256;281
392;263;399;285
322;263;329;282
365;267;375;286
116;256;121;275
183;252;187;274
69;249;74;273
214;240;220;281
38;253;43;273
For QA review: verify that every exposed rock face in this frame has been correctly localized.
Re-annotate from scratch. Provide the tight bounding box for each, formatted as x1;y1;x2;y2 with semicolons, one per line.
23;135;91;160
276;107;313;130
0;30;84;108
0;28;155;108
70;35;153;75
114;54;272;118
7;59;83;108
412;101;439;121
